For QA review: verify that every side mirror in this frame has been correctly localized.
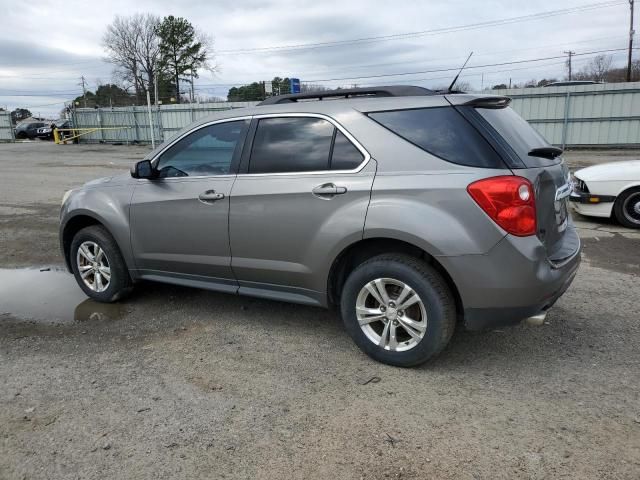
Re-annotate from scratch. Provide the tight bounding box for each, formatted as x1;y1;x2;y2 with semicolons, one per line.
131;159;155;179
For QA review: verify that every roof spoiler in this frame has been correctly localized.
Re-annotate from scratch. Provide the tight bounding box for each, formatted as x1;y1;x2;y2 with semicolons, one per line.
258;85;435;105
462;96;511;109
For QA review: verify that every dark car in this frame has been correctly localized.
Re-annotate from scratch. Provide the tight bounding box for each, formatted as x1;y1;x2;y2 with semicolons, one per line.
15;121;46;139
36;120;73;140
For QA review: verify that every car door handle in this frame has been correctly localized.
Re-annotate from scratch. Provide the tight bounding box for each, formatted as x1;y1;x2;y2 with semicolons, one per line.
312;183;347;198
198;190;225;203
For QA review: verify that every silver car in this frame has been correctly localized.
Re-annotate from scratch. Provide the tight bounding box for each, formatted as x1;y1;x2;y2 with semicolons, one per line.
60;86;580;367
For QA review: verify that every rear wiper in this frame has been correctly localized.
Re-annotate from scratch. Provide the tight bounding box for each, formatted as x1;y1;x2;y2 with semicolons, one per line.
528;146;563;159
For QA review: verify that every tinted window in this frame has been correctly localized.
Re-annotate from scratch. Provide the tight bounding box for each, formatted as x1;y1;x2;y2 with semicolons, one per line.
249;117;334;173
369;107;504;168
331;130;364;170
156;120;246;177
476;106;558;167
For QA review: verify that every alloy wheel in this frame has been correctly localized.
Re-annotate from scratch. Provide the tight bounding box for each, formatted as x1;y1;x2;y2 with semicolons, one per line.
623;191;640;225
355;277;427;352
76;241;111;292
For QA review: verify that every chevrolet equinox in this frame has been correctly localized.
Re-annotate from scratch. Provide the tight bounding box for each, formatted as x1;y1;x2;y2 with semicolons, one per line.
60;86;581;367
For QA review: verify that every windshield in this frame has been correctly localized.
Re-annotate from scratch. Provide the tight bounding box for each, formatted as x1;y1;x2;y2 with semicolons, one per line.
477;106;559;167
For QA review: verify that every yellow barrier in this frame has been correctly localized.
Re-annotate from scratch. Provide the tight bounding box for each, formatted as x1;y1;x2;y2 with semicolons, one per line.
54;127;132;144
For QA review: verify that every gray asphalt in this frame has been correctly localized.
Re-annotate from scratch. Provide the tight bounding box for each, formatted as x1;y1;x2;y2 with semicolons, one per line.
1;141;639;479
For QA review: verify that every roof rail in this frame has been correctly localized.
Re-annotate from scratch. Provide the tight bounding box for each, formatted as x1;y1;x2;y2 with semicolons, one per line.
258;85;435;105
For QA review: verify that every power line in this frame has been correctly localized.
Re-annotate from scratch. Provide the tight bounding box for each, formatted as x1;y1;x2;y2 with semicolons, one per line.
303;47;637;83
2;48;632;98
215;1;626;55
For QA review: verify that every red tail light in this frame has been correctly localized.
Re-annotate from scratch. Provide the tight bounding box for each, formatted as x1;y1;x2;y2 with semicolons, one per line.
467;176;536;236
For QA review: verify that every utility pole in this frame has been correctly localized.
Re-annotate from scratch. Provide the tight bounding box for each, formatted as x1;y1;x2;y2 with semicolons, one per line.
190;72;195;104
564;51;575;80
154;72;159;107
628;0;635;81
79;76;87;108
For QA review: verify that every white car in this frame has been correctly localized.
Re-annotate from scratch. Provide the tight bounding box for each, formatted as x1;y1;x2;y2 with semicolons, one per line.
571;160;640;228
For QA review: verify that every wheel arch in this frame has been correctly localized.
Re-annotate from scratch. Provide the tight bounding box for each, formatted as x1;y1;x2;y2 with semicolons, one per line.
327;237;463;318
61;213;125;272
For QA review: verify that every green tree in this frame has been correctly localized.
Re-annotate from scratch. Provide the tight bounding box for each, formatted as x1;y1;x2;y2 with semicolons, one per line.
228;83;264;101
156;16;208;104
227;77;296;101
11;108;32;124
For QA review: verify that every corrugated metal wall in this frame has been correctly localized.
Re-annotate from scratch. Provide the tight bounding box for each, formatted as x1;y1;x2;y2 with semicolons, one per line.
71;102;258;144
69;83;640;147
490;82;640;147
0;111;14;141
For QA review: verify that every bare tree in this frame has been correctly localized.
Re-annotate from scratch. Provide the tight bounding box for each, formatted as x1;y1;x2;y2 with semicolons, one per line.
588;55;613;82
574;54;614;82
103;14;163;103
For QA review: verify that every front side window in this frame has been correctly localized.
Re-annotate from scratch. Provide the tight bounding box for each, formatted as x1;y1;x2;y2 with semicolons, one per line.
156;120;247;178
369;107;504;168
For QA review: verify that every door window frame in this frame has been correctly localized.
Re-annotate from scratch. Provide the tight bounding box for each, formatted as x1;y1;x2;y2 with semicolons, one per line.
238;113;371;176
145;116;252;180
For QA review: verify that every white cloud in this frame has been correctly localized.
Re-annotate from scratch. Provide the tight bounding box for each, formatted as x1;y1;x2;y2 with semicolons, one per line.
0;0;633;116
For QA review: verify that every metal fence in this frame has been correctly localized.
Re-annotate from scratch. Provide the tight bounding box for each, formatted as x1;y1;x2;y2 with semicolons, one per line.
70;102;258;144
491;82;640;148
0;110;14;142
69;83;640;148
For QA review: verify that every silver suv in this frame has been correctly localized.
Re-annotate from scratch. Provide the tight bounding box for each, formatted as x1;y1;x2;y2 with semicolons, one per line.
60;86;580;367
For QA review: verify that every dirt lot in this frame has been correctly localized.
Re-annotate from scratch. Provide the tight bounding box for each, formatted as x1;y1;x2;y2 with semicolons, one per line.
1;141;639;479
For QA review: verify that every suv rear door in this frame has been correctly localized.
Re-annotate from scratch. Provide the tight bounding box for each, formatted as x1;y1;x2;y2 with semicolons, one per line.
228;114;375;305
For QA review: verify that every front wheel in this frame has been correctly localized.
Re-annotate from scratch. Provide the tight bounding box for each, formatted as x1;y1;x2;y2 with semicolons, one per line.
70;225;132;302
340;254;456;367
613;187;640;229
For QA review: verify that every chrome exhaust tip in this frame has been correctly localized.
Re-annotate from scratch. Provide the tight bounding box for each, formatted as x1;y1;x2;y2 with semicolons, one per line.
524;312;547;326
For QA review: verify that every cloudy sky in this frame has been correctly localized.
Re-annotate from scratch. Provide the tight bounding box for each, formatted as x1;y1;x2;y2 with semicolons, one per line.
0;0;634;117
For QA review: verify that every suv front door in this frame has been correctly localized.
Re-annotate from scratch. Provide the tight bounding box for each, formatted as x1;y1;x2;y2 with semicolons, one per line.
130;119;249;290
229;114;375;305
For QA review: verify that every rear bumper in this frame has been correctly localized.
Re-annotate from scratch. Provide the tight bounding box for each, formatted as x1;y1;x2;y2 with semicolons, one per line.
438;226;581;331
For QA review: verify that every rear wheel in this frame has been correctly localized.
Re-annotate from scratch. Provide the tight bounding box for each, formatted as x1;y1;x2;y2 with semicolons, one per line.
613;187;640;229
70;225;132;302
340;254;456;367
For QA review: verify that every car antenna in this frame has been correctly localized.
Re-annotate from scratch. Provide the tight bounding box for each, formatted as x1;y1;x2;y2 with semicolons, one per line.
447;51;473;93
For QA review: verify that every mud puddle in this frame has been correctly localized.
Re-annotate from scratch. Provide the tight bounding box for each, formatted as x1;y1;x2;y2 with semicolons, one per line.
0;268;125;324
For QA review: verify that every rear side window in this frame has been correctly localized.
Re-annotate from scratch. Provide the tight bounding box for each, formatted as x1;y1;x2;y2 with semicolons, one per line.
368;107;504;168
249;117;334;173
331;130;364;170
249;117;365;173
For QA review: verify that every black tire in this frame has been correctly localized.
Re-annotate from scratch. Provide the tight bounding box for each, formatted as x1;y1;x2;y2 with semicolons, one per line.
340;254;456;367
613;187;640;229
70;225;133;302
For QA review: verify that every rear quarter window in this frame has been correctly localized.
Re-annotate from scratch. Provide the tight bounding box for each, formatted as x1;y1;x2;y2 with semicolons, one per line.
368;107;505;169
476;106;560;168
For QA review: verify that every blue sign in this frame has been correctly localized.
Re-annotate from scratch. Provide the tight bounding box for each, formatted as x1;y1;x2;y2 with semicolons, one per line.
290;78;301;94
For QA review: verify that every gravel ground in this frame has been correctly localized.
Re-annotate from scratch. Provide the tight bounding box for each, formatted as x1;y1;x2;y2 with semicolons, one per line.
1;141;639;479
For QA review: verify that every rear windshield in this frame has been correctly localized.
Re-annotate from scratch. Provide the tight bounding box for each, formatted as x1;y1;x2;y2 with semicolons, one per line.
476;106;560;167
368;107;505;169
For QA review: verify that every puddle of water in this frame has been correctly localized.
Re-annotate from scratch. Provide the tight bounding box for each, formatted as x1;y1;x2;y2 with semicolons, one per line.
0;268;125;324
